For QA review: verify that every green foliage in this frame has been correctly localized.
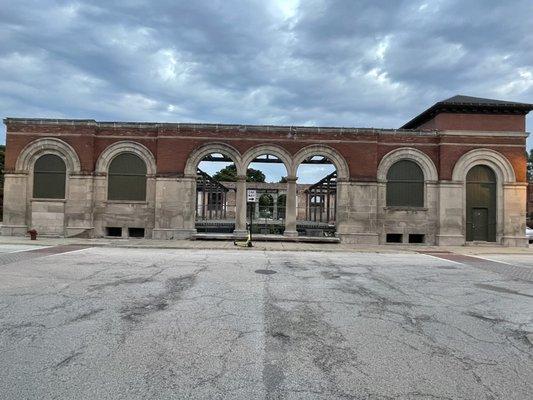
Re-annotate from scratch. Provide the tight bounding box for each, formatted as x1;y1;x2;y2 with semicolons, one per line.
258;193;273;207
212;163;265;182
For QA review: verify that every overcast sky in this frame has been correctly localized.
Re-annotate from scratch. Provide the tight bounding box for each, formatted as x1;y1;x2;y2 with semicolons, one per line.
1;0;532;165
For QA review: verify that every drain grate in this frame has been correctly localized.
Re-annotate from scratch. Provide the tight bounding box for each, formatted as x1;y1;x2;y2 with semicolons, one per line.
255;269;277;275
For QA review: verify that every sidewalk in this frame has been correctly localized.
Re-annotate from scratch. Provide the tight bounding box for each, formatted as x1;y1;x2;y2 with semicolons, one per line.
0;235;531;255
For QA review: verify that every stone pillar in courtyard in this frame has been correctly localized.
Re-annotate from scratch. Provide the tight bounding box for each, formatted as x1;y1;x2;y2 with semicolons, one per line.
284;176;298;237
234;175;248;238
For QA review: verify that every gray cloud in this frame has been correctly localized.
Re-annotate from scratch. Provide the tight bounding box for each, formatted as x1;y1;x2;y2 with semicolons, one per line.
1;0;532;145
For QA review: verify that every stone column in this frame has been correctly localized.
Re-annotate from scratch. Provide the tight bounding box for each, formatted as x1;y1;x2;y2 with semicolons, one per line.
284;176;298;237
1;173;29;236
65;174;95;237
502;183;528;247
336;180;379;244
234;175;248;238
436;181;465;246
152;176;196;239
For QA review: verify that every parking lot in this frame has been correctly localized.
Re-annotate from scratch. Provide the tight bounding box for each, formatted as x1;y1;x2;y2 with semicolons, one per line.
0;245;532;399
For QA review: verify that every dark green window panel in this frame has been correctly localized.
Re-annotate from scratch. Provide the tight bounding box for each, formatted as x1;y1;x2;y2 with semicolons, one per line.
466;165;496;242
466;164;496;183
108;153;147;201
386;160;424;207
33;154;66;199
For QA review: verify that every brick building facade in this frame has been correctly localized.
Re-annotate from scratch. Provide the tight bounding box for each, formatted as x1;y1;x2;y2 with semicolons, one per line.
2;95;532;246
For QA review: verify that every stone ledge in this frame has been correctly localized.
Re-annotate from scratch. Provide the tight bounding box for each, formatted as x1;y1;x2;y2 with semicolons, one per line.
152;228;196;240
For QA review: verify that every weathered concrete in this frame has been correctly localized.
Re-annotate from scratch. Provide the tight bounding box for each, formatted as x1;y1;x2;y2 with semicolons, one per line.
0;246;532;399
152;177;196;240
1;173;29;236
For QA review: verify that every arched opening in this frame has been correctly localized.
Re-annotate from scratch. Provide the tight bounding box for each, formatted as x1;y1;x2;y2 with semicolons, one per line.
245;153;289;235
386;160;424;207
33;154;66;199
296;155;337;237
466;165;496;242
108;153;147;201
196;153;237;233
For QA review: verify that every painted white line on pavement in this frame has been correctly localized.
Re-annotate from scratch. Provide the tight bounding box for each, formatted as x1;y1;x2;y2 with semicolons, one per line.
43;247;94;258
419;253;465;266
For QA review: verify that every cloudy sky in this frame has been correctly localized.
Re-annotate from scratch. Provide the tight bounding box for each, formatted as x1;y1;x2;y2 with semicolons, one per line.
1;0;532;176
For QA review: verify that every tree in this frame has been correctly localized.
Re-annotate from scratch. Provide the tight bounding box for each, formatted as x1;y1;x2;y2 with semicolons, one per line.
279;176;287;183
212;164;266;182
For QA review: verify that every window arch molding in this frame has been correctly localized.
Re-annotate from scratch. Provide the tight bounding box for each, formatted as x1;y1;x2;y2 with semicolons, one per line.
184;142;243;177
377;148;438;183
451;148;515;184
241;144;292;178
15;138;81;174
95;141;156;176
292;145;350;180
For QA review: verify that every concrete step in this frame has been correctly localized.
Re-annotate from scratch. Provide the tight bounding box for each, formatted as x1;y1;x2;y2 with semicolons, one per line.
193;233;340;243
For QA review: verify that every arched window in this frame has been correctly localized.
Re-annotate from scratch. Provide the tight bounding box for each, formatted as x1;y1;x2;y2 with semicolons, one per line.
108;153;147;201
33;154;66;199
386;160;424;207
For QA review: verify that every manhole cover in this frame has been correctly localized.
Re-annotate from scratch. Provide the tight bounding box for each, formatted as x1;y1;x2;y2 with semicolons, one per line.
255;269;277;275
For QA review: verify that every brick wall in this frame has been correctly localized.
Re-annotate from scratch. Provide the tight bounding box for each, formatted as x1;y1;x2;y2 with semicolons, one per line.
4;115;528;183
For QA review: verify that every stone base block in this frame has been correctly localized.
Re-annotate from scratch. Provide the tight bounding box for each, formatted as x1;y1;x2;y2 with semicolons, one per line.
283;230;298;238
233;230;249;240
337;233;379;245
501;236;529;247
65;227;94;238
152;228;196;240
436;234;465;246
1;225;28;236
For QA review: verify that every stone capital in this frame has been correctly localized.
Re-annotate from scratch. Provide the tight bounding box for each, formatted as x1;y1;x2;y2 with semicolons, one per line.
285;176;298;183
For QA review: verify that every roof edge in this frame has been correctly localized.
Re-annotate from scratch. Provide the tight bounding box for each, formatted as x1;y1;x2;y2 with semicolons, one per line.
401;97;533;129
4;117;438;135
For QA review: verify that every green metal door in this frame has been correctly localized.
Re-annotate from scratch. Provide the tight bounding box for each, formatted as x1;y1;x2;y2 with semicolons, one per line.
471;208;489;241
466;165;496;242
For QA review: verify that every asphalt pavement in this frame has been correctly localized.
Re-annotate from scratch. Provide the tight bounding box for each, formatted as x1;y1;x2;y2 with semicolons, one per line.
0;246;532;399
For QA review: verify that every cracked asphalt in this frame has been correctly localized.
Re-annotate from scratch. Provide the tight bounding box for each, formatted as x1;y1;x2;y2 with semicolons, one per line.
0;247;532;400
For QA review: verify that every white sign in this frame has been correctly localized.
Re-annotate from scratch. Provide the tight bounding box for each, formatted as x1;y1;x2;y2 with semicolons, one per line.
247;189;257;202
